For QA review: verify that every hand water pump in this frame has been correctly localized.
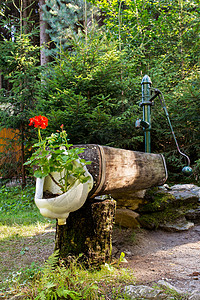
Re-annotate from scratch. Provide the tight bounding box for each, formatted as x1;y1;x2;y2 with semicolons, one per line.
136;75;192;176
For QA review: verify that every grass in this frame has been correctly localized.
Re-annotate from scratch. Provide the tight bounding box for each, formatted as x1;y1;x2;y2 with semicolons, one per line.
0;183;135;300
0;183;185;299
0;183;56;298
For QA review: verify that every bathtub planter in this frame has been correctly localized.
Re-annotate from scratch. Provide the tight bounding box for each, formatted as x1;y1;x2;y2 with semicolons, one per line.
35;163;93;225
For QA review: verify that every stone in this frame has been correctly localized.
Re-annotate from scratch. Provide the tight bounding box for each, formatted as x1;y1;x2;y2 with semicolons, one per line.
136;184;200;231
189;291;200;300
158;184;171;191
159;217;194;232
156;280;184;295
115;208;140;228
124;285;166;299
185;208;200;223
155;184;200;208
116;198;145;210
137;216;157;230
171;184;200;192
166;184;200;202
113;190;147;210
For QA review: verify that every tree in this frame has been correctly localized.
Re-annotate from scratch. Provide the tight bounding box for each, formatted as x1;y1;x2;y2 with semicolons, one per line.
93;0;199;176
0;2;41;186
0;0;199;183
39;0;50;65
37;27;142;150
41;0;97;56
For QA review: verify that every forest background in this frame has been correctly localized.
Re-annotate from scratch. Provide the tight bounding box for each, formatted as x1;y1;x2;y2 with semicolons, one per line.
0;0;199;187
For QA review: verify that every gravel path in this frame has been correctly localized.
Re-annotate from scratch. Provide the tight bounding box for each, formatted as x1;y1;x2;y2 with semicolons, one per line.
113;225;200;293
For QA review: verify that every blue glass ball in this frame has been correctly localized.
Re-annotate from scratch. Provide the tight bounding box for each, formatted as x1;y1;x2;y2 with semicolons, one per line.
182;166;193;176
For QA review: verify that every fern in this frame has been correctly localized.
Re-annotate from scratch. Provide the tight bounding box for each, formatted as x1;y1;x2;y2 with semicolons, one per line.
42;250;60;273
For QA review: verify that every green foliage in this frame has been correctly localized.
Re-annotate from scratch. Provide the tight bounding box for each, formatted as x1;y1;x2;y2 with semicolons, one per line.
0;184;35;213
151;70;200;179
8;262;40;288
0;184;54;225
42;0;96;55
92;0;199;176
0;32;40;128
0;22;41;181
24;252;134;299
25;127;91;193
1;0;199;182
38;28;142;149
193;159;200;185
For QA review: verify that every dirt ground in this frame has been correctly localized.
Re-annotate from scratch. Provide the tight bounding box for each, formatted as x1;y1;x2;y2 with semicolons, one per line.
2;223;200;297
112;225;200;293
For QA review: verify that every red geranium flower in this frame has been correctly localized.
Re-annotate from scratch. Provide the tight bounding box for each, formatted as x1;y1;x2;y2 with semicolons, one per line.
29;115;48;129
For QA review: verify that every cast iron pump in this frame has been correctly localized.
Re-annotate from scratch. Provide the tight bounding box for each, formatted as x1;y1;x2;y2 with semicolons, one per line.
136;75;192;176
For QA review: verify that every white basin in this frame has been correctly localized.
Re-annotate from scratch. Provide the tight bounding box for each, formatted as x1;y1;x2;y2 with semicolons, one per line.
34;162;93;225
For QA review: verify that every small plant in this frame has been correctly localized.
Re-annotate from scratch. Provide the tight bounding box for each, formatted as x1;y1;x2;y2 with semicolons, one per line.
21;252;134;300
25;116;91;193
117;252;128;268
0;184;35;214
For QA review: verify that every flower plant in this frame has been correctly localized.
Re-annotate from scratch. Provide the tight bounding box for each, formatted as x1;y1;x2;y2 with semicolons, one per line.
25;115;91;193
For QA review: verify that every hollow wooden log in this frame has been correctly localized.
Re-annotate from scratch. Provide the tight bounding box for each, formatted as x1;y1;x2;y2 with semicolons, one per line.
55;198;116;267
74;144;168;198
55;145;167;266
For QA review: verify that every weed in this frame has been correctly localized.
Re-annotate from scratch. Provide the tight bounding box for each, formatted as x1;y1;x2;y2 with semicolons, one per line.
152;283;187;300
0;184;35;212
0;184;56;225
17;251;135;299
0;185;134;300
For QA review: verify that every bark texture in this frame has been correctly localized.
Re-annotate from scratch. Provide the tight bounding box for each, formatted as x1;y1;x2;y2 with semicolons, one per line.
55;198;116;267
74;144;168;197
39;0;50;65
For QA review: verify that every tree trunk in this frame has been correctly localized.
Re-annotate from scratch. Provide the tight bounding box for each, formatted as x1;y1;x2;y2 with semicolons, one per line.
20;123;26;189
0;72;2;90
55;198;116;267
39;0;50;66
73;144;168;197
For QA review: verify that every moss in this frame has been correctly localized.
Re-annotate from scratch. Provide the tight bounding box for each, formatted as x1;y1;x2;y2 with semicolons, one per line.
138;191;176;213
138;203;197;230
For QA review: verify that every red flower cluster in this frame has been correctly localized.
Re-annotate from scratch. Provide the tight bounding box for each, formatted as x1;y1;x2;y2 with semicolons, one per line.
29;115;48;129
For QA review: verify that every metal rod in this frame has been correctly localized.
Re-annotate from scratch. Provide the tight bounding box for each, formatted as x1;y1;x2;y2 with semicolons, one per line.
141;75;152;153
158;92;191;166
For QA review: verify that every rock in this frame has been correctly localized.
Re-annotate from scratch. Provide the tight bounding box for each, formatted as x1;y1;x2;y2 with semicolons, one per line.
156;280;185;295
159;217;194;232
137;191;176;213
124;285;165;299
171;184;200;193
115;208;140;228
94;194;111;201
165;184;200;203
137;215;157;230
158;184;171;191
115;190;147;210
136;184;200;231
189;291;200;300
124;282;189;300
155;184;200;208
185;208;200;223
117;198;145;210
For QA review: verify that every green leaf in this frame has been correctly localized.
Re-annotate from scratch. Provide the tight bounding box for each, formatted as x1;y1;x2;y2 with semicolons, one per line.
34;169;46;178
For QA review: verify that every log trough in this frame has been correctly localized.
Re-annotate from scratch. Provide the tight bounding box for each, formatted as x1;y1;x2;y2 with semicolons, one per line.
76;144;168;198
54;145;168;266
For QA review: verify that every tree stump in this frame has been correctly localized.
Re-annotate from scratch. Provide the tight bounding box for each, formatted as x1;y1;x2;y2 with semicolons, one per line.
55;198;116;267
